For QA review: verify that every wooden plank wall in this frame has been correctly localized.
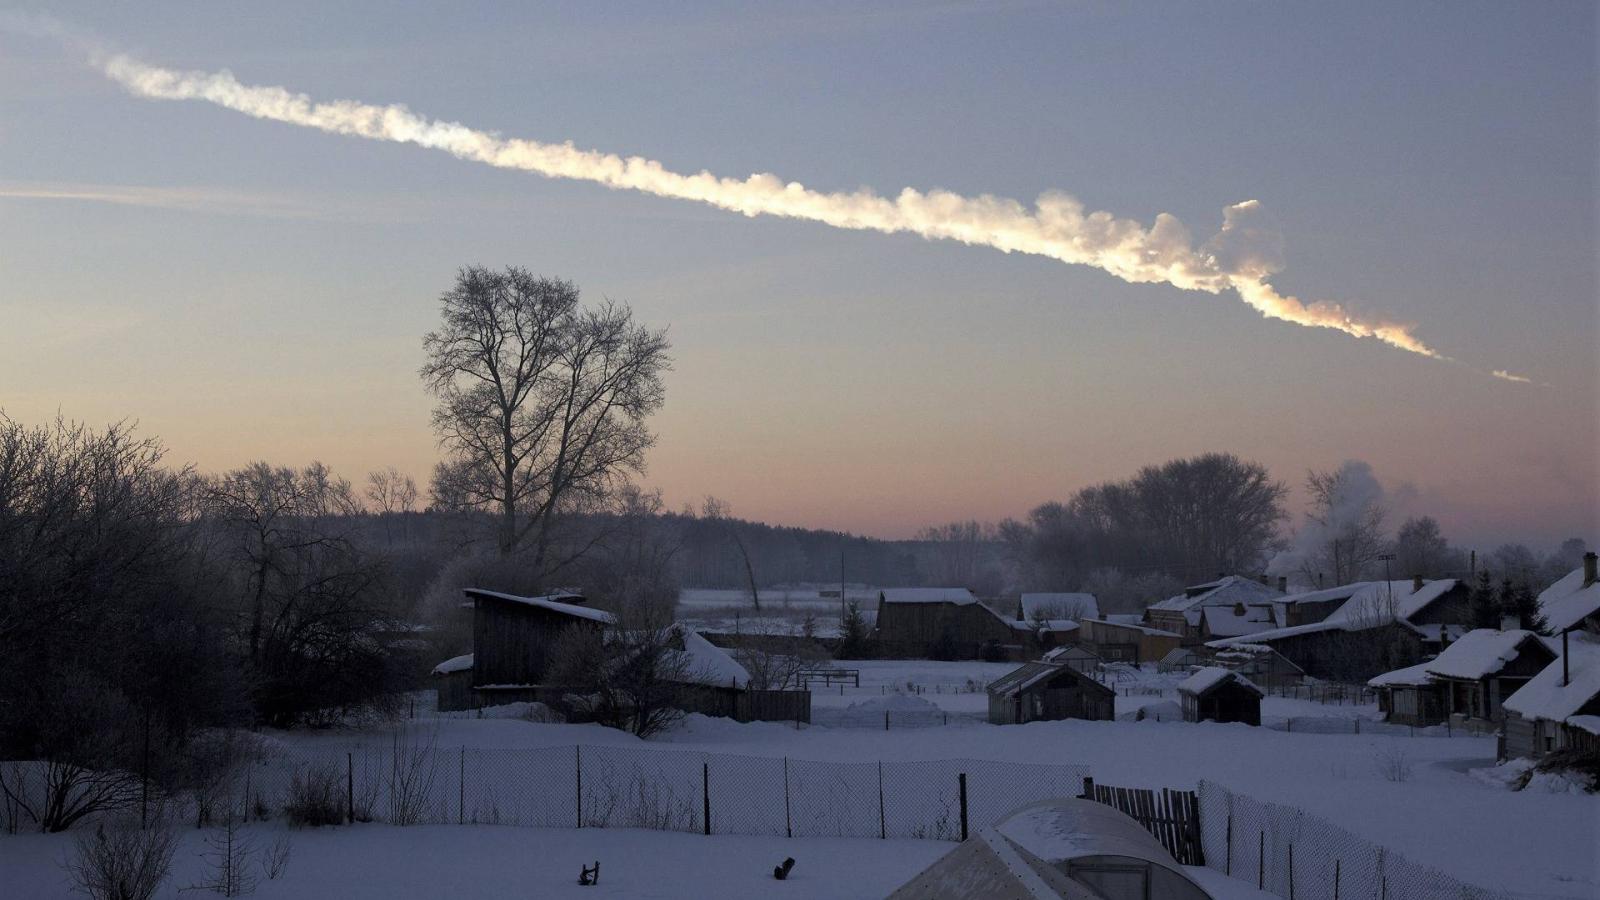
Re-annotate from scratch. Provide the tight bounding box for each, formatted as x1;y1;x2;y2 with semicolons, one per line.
1083;781;1205;866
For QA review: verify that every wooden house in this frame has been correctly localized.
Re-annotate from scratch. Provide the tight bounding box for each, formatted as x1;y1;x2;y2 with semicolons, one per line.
1209;643;1304;690
1077;617;1182;664
1424;628;1556;723
1177;667;1263;726
1207;579;1470;682
1502;631;1600;760
1144;576;1284;644
1537;553;1600;634
873;588;1021;659
987;661;1115;725
1368;662;1446;726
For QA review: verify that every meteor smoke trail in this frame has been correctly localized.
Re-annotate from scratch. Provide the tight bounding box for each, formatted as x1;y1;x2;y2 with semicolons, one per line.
93;52;1453;361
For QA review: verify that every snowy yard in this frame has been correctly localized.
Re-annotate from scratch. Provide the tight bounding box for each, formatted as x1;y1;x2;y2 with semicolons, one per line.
4;662;1594;899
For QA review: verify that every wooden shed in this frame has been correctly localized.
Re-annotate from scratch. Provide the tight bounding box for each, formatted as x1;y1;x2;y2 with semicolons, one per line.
463;588;614;688
1077;618;1183;665
873;588;1020;659
987;661;1115;725
1367;662;1446;726
1502;632;1600;760
1177;667;1263;726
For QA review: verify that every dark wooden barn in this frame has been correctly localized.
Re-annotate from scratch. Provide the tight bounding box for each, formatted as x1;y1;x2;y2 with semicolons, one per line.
987;661;1115;725
1178;667;1263;726
873;588;1022;659
464;588;614;688
1424;629;1556;723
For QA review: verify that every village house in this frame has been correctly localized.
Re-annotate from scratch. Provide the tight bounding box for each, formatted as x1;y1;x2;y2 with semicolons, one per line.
1502;631;1600;760
1208;643;1304;689
1144;575;1285;644
986;661;1115;725
1538;552;1600;634
873;587;1021;659
1077;616;1183;664
1207;579;1471;682
1424;628;1556;723
1177;667;1263;726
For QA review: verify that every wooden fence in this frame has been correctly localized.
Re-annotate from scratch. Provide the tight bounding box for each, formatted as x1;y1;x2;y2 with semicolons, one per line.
734;690;811;724
1080;777;1204;866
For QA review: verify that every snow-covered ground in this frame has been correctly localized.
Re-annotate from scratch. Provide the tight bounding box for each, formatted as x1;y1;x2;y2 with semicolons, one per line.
3;660;1593;899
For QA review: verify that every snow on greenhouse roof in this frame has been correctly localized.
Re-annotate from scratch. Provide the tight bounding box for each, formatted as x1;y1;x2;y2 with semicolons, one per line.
1538;567;1600;633
1424;629;1548;681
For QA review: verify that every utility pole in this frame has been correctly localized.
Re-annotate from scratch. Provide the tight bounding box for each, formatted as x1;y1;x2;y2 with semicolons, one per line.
1379;553;1396;609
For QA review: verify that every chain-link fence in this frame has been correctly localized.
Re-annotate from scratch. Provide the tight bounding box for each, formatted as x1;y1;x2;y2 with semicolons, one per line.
809;708;987;728
1260;716;1498;738
1197;780;1513;900
240;740;1088;842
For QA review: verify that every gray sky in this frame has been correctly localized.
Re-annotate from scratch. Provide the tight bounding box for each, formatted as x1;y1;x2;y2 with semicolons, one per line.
1;2;1595;548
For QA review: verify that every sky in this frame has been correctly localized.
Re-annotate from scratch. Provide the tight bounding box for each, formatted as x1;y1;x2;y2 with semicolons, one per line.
1;2;1595;549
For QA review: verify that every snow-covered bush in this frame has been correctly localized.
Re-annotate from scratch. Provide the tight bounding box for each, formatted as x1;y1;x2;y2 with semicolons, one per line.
65;820;178;900
1530;749;1600;793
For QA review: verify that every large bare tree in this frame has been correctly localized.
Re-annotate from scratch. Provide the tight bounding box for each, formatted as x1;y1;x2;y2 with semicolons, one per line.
421;267;670;577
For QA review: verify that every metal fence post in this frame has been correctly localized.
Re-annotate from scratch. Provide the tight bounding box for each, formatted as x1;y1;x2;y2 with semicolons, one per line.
958;773;968;842
1287;843;1294;900
702;762;711;836
1333;859;1340;900
783;757;792;838
458;747;465;825
878;762;886;839
575;746;583;829
346;752;354;824
1225;803;1233;876
884;710;890;731
1258;830;1265;889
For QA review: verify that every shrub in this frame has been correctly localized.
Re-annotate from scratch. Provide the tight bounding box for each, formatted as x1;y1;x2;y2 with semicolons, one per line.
65;821;178;900
1372;743;1413;782
284;764;343;827
1533;748;1600;792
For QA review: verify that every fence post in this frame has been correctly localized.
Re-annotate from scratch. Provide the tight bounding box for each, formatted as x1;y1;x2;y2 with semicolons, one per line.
702;762;711;836
878;762;886;839
783;757;792;838
346;752;354;825
1224;804;1233;876
958;773;968;842
1333;859;1340;900
1080;776;1094;799
1287;843;1294;900
885;710;890;731
1258;830;1264;889
458;747;465;825
575;746;583;829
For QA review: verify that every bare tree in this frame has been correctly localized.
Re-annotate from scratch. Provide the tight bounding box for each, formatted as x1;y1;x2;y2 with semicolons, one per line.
546;605;709;738
365;467;418;545
915;520;999;591
421;267;670;580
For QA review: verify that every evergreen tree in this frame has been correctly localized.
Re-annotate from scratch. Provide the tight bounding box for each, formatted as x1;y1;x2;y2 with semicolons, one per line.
836;601;874;659
1467;570;1499;629
1502;580;1548;633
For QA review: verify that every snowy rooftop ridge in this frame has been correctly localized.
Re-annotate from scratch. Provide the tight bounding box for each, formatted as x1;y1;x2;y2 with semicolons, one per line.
878;587;978;605
1206;579;1459;649
1368;661;1436;688
1147;575;1283;612
1176;665;1262;697
1537;566;1600;633
671;626;751;688
460;588;615;623
1423;629;1548;681
1503;632;1600;725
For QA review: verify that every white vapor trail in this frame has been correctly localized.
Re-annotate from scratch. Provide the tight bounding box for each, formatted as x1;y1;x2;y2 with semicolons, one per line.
85;51;1512;368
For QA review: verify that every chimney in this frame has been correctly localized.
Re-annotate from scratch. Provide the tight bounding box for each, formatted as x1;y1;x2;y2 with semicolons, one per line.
1276;576;1288;594
1412;575;1424;594
1585;551;1598;588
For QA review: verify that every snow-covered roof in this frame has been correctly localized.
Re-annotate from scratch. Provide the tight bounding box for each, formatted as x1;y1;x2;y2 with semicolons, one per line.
1503;632;1600;725
1567;715;1600;736
879;587;977;606
431;653;473;675
1034;619;1080;634
1177;666;1262;698
1020;593;1099;620
670;626;751;688
1043;645;1100;663
988;661;1108;698
1368;661;1436;688
996;799;1206;897
1148;575;1282;612
460;588;615;623
1538;567;1600;633
1207;579;1459;649
1201;603;1276;638
1083;617;1182;638
1424;629;1551;681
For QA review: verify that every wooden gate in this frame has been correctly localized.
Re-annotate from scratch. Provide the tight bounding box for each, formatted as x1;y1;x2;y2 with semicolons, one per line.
1079;778;1204;866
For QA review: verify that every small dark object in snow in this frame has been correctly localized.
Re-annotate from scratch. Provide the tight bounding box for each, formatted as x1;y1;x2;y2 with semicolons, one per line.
578;861;600;885
773;857;795;880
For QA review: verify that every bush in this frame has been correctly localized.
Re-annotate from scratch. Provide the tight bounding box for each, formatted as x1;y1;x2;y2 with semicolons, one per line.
65;821;178;900
1372;743;1413;782
1533;748;1600;791
284;764;343;827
